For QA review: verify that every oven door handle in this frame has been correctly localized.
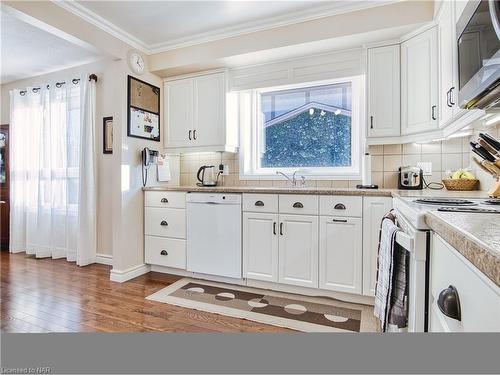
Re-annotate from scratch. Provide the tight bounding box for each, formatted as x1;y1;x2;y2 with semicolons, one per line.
395;231;414;253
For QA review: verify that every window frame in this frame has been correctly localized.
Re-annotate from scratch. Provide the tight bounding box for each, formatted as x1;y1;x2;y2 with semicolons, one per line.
239;76;364;180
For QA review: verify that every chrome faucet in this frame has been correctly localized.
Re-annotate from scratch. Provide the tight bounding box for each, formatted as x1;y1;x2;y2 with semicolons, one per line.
275;170;306;186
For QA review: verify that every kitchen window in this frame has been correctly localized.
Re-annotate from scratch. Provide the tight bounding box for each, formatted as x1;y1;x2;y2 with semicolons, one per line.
239;77;363;179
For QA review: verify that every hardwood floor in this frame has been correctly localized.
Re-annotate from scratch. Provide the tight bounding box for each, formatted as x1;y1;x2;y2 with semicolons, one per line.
1;252;291;333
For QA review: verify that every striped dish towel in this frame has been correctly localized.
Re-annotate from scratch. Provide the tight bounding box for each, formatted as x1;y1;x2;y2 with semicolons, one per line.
374;211;408;332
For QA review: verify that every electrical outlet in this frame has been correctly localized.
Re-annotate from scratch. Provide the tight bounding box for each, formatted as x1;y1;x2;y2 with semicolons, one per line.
219;163;229;176
417;162;432;176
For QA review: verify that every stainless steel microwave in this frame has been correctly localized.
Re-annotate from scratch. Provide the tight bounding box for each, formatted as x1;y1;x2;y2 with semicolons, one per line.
457;0;500;109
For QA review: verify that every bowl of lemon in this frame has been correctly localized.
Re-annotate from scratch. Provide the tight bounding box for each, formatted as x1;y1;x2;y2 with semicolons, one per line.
442;169;479;191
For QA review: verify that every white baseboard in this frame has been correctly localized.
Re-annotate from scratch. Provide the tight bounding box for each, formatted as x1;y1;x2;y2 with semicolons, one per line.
96;253;113;266
110;263;151;283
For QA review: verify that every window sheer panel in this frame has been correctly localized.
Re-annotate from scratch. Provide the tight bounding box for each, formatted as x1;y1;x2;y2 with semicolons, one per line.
240;77;363;179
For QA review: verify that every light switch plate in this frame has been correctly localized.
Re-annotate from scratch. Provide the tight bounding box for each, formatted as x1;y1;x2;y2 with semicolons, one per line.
417;162;432;176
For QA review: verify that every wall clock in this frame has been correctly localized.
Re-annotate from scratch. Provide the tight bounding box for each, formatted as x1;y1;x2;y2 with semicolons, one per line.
128;50;145;75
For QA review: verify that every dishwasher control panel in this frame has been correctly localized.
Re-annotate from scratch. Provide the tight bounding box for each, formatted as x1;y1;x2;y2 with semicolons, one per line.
186;192;242;204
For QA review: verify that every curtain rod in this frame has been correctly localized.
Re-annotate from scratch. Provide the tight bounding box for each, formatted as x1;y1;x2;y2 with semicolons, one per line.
19;74;98;96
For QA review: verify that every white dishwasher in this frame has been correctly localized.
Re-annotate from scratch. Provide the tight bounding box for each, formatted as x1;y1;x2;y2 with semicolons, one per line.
186;193;242;279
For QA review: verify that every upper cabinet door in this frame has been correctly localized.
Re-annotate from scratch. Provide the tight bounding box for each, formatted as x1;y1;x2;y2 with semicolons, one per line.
401;26;439;135
438;0;457;127
164;79;193;148
193;73;225;147
367;45;401;138
278;214;319;289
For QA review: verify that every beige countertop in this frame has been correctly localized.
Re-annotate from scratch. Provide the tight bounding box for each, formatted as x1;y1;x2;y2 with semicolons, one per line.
425;211;500;287
144;185;498;286
143;185;394;197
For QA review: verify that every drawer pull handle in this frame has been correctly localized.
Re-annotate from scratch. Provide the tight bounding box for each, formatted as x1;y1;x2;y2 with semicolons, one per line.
332;219;348;223
334;203;346;210
292;202;303;208
255;200;264;207
161;198;168;203
437;285;461;321
160;250;168;256
160;221;168;226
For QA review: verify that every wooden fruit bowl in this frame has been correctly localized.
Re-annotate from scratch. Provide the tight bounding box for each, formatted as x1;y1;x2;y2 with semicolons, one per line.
442;178;479;191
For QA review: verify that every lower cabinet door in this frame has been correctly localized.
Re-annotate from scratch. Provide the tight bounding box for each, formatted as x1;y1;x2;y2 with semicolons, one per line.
145;236;186;269
362;197;393;296
243;212;279;282
278;214;319;288
319;216;362;294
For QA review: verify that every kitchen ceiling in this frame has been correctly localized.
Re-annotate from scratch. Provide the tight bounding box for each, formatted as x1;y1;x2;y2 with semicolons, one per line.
0;11;103;84
62;0;396;53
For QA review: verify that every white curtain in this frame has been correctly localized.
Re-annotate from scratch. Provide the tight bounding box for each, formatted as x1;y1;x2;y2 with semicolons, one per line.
9;78;97;266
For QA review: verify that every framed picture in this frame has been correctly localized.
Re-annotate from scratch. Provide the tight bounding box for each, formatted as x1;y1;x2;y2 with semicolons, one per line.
103;116;113;154
127;75;160;141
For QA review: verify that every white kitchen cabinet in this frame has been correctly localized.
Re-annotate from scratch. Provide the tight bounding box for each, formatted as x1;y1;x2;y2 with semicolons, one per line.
243;212;279;282
164;71;238;152
438;0;458;127
164;79;193;148
278;214;319;288
319;216;362;294
193;73;225;147
401;26;439;135
362;196;393;296
367;45;400;137
430;234;500;332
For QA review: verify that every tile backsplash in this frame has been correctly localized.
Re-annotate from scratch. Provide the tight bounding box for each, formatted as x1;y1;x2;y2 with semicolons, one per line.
179;124;499;190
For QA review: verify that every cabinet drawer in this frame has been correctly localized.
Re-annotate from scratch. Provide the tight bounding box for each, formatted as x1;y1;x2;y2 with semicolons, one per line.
145;207;186;239
145;236;186;269
243;194;278;213
145;191;186;208
430;235;500;332
279;194;318;215
319;196;362;217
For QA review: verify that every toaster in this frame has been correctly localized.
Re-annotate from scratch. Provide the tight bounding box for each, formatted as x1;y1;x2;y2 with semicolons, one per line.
398;166;423;190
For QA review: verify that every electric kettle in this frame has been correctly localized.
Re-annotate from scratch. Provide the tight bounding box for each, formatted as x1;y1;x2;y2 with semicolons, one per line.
197;165;218;187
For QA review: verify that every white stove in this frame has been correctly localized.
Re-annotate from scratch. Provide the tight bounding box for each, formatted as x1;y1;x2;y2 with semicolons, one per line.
393;197;500;230
390;195;500;332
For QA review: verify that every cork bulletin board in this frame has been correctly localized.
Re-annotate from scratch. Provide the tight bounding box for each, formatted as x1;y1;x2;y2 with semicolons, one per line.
127;75;160;141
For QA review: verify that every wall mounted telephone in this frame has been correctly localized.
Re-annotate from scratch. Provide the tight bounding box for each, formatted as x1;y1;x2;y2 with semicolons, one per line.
141;147;159;187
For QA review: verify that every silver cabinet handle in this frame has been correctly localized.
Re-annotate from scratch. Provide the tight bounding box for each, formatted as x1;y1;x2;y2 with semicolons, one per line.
279;222;284;236
332;218;348;223
292;202;303;208
334;203;346;210
431;105;437;120
273;222;277;235
188;130;192;140
160;250;168;256
370;116;374;129
193;129;197;140
446;89;452;107
161;198;168;203
160;221;168;226
449;87;455;105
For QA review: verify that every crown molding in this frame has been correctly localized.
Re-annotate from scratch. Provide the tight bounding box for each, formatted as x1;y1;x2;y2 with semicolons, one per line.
52;0;150;54
53;0;400;56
